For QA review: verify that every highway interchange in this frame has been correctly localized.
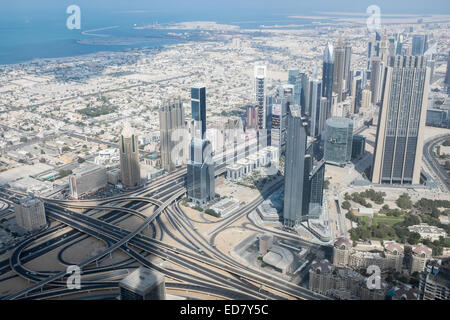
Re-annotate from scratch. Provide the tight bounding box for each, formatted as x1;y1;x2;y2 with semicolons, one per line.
0;160;329;300
1;129;448;300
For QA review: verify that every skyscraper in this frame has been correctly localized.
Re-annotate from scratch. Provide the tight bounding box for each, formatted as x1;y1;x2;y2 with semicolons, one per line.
187;88;215;204
322;42;334;118
288;69;299;85
370;56;382;105
308;160;325;218
379;35;390;65
372;56;430;185
283;105;325;227
333;37;345;103
245;105;258;131
283;105;309;228
186;134;215;205
351;75;362;114
288;69;302;108
300;73;310;116
309;77;323;137
14;196;47;232
361;87;372;109
270;85;292;153
254;65;267;130
324;117;353;166
119;123;141;189
159;98;185;172
191;86;206;138
343;42;352;94
412;35;427;56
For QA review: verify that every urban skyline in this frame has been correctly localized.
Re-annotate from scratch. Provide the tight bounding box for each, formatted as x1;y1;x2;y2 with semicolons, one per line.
0;2;449;306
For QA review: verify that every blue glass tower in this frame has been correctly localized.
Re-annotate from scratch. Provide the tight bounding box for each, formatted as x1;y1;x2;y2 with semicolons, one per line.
191;86;206;138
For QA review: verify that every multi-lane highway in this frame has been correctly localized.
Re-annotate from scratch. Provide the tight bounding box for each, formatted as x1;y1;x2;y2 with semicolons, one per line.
0;144;330;300
423;134;450;192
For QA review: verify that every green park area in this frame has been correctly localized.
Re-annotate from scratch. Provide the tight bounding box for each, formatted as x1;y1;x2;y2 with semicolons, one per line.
346;193;450;255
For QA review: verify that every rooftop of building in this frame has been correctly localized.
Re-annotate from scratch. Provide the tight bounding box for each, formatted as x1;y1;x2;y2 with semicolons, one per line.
262;245;294;271
310;259;334;274
408;223;447;235
383;241;404;255
210;197;239;211
326;116;353;127
119;267;164;295
411;244;432;257
390;284;420;300
17;196;43;207
334;237;352;249
74;164;105;176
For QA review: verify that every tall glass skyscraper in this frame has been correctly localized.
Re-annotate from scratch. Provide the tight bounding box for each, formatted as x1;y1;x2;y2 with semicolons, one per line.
343;42;352;94
309;78;323;137
187;134;215;205
283;105;325;227
191;86;206;138
324;117;353;166
288;69;302;108
412;35;428;56
283;105;308;228
322;42;334;118
372;56;430;185
299;72;309;116
308;160;325;218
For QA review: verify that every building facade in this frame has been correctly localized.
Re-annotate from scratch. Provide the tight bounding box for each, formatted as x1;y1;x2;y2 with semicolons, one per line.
324;117;353;166
254;66;267;130
333;37;345;103
371;56;430;185
159;98;185;172
119;124;141;189
187;138;215;205
351;134;366;160
322;42;334;118
69;165;107;199
283;105;309;228
14;196;47;232
191;86;207;138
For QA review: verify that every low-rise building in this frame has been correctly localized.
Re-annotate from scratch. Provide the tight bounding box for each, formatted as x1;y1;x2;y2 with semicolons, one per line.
209;197;239;217
262;245;294;274
408;223;447;242
257;199;280;222
69;164;108;199
226;164;243;181
119;267;166;300
309;259;388;300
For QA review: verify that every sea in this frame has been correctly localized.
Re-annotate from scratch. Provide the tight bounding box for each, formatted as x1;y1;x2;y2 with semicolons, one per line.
0;0;447;65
